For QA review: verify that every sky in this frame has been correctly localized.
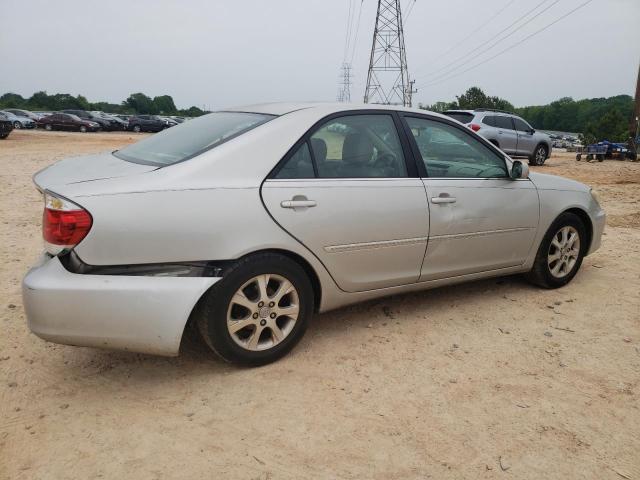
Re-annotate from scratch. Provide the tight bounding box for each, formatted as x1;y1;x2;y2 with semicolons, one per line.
0;0;638;110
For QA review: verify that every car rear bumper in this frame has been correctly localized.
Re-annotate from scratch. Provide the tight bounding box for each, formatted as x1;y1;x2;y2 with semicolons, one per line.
22;254;220;356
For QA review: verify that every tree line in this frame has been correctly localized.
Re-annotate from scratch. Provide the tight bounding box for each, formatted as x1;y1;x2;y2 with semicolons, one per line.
0;91;206;117
421;87;635;143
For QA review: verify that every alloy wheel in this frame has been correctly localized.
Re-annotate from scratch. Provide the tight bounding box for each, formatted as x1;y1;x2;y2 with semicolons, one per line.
548;226;580;278
536;146;546;165
226;274;299;351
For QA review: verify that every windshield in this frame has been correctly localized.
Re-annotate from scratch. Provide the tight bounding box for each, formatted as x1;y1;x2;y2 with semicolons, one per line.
114;112;275;166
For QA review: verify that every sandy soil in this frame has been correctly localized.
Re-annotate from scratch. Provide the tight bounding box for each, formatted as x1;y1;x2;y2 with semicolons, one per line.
1;130;639;480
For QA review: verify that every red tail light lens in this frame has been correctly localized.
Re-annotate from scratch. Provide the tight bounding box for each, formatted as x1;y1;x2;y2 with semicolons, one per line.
469;124;482;132
43;192;93;255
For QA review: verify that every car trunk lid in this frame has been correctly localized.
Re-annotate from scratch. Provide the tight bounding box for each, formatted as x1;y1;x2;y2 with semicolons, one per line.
33;151;158;191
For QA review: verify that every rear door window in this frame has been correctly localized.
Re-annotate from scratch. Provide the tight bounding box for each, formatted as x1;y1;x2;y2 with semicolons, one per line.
482;116;496;127
494;116;514;130
274;143;315;179
309;114;408;178
513;118;532;132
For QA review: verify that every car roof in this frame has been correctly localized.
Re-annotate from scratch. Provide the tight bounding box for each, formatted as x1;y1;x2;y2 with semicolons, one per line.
222;102;454;121
444;109;514;115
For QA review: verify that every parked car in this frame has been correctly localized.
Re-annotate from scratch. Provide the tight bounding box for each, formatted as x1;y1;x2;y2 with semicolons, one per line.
23;103;605;365
4;108;43;121
443;109;552;166
127;114;167;132
0;110;37;129
0;111;14;139
91;111;128;130
37;113;100;132
61;110;117;131
158;116;178;128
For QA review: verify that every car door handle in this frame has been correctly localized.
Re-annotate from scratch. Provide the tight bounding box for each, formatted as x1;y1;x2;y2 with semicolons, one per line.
431;196;457;204
281;199;317;209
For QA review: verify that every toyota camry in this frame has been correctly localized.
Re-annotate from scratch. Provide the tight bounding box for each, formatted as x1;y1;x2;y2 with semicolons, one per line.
23;103;606;365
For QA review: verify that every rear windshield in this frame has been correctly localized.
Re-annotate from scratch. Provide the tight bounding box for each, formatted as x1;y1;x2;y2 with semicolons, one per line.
114;112;275;166
443;112;474;124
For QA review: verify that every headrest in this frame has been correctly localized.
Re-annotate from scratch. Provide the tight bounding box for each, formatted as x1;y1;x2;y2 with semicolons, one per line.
310;138;327;162
342;133;373;164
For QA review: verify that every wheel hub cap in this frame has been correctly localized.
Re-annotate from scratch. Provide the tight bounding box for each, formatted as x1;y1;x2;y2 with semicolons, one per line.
226;274;299;352
547;226;580;279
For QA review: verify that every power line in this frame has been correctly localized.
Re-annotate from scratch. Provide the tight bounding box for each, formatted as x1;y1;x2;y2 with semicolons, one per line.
426;0;517;65
416;0;595;89
343;0;355;62
404;0;417;24
349;0;365;64
419;0;563;85
414;0;553;81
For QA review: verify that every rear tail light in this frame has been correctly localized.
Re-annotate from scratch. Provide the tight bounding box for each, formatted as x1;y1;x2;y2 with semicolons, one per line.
469;124;482;132
42;191;93;255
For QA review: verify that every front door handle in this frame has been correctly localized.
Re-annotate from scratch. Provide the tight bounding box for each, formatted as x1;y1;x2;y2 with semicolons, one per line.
431;195;457;204
281;196;317;209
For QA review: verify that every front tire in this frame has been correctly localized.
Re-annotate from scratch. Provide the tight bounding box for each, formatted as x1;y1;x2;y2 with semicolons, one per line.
529;144;548;166
13;121;22;129
79;125;87;133
132;125;141;133
526;212;587;289
195;253;314;365
44;124;52;131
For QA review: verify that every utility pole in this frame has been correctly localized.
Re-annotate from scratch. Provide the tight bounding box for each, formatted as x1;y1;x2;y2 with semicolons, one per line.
337;63;353;103
364;0;412;106
406;79;417;108
630;62;640;160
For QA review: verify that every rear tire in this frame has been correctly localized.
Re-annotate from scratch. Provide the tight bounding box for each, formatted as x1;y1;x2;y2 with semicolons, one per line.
13;121;22;129
132;125;141;133
44;124;52;131
0;133;8;140
529;144;548;166
525;212;587;289
195;253;314;366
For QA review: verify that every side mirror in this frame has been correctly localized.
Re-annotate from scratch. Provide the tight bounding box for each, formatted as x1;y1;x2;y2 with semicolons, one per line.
528;128;536;134
510;160;529;179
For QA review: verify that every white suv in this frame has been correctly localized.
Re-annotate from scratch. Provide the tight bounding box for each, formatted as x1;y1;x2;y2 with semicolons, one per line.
444;109;552;166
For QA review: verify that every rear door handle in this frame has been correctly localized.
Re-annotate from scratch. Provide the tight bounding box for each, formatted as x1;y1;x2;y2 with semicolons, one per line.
431;196;457;204
281;199;317;209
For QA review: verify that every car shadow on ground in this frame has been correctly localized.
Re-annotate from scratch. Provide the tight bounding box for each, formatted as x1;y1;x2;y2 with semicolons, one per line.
45;273;538;386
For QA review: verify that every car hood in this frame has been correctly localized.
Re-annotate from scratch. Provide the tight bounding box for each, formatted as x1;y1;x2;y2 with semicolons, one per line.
33;151;158;190
528;172;590;193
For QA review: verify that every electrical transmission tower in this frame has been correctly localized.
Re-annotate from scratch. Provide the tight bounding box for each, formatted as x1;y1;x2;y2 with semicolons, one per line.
364;0;413;106
337;63;353;103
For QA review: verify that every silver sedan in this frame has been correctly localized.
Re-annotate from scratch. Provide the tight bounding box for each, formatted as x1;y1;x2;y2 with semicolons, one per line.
23;103;606;365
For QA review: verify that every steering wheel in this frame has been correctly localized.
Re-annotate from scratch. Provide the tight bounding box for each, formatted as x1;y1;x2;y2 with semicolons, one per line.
374;153;399;176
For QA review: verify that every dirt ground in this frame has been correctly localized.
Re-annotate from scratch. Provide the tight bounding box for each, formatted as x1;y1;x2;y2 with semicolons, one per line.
1;130;639;480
